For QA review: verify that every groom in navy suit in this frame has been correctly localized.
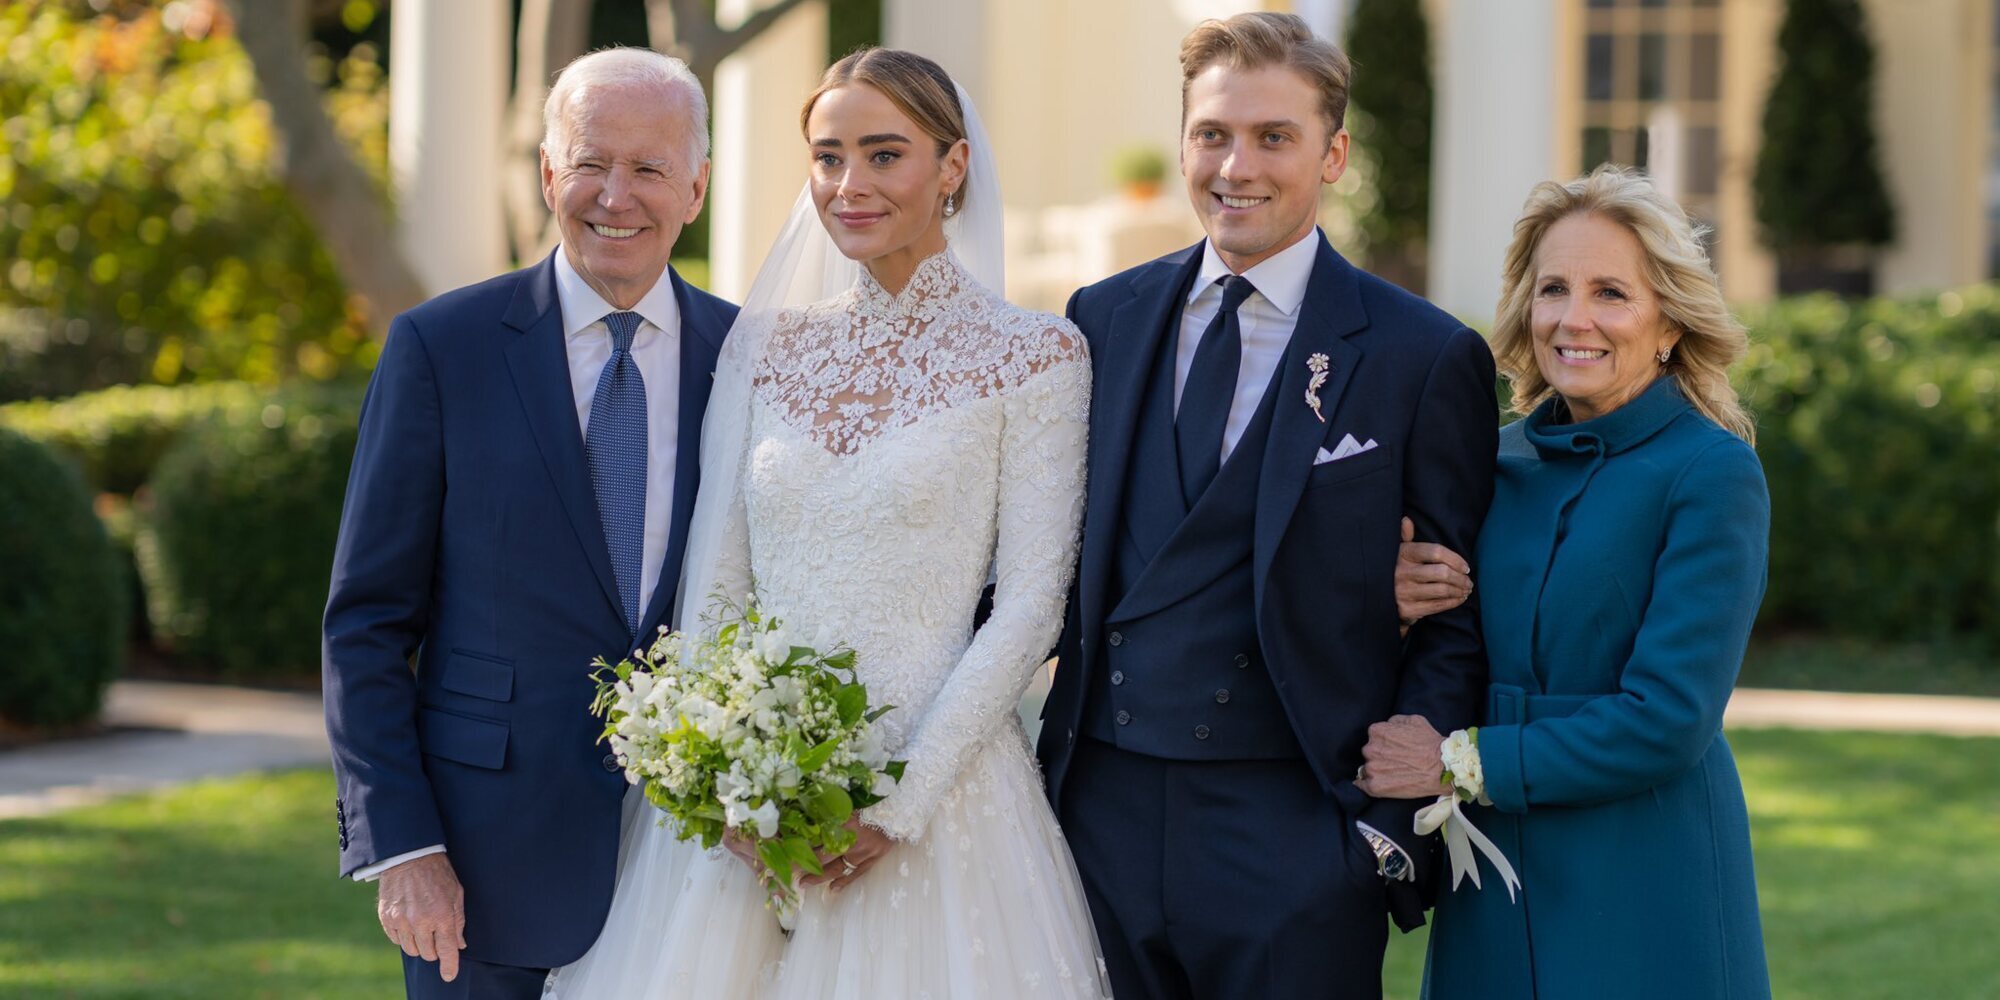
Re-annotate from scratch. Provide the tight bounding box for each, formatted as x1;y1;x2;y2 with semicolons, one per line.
1037;14;1496;998
322;50;734;998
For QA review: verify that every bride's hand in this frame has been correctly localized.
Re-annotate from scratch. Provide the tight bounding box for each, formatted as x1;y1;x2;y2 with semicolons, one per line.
720;828;764;877
800;818;895;892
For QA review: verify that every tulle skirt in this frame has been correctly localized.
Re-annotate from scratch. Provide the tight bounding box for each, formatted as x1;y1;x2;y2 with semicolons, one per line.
546;725;1110;999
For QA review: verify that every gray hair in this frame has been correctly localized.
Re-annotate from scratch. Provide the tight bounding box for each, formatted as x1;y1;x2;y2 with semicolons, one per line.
543;47;710;171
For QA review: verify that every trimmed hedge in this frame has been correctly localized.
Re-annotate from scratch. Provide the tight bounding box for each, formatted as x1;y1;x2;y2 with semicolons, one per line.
1739;288;2000;646
0;426;126;727
0;382;269;494
135;387;361;679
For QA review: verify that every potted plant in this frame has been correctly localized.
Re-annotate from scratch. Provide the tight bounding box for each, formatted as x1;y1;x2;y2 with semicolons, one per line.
1110;145;1168;202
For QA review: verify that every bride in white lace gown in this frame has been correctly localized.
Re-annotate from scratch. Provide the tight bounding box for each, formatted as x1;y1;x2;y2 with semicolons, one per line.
546;50;1110;999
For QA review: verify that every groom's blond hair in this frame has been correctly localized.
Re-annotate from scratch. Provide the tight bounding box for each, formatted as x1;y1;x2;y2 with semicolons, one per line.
1180;12;1352;141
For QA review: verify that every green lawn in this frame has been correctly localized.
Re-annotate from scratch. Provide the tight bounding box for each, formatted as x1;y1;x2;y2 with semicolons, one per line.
4;729;1998;998
1739;633;2000;698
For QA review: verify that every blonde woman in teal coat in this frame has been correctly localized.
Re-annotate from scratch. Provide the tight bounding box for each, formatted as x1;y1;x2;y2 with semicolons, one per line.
1363;167;1772;1000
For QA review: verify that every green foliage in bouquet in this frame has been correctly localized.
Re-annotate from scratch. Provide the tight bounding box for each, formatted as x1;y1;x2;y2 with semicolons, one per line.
135;386;361;678
0;426;126;727
591;602;906;914
0;2;386;402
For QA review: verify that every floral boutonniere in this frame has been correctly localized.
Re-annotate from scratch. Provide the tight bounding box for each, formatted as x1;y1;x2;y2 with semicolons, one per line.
1304;353;1330;423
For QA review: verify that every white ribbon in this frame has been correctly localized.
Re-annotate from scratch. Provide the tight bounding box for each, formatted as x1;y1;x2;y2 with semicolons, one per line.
1414;794;1521;903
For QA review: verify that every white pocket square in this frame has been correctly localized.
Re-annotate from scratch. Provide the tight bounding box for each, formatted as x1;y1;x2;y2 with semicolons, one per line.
1314;434;1379;466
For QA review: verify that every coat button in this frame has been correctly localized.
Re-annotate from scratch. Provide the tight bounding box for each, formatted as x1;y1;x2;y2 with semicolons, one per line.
1110;670;1125;685
1194;725;1211;740
1233;652;1250;668
602;754;621;773
1108;631;1126;647
1115;710;1132;726
1215;689;1230;704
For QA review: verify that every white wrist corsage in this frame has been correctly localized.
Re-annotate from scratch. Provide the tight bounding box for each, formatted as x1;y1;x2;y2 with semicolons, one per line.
1413;727;1521;902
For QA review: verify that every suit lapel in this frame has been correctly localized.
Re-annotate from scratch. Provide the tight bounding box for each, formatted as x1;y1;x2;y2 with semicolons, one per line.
637;268;727;636
1252;240;1367;609
502;253;623;621
1078;245;1204;657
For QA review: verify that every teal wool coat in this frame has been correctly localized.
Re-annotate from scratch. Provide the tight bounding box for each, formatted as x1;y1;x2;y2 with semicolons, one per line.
1423;379;1773;1000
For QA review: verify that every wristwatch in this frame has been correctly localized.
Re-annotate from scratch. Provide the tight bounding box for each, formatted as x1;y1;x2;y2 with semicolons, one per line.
1361;828;1412;882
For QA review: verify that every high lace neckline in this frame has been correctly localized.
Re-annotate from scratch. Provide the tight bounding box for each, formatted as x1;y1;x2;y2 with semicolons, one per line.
853;249;975;316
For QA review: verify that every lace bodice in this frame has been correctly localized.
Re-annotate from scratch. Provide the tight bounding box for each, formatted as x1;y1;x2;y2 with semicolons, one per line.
707;251;1090;842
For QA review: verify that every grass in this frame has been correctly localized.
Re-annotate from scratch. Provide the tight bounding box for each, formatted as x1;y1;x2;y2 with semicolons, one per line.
1739;632;2000;698
1382;727;2000;999
4;730;1999;998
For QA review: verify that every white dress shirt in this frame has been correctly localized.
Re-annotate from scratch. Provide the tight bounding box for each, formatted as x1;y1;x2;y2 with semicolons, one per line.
352;253;684;882
1173;228;1321;462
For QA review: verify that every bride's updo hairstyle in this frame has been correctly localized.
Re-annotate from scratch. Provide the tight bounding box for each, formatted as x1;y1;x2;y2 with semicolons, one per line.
799;48;971;214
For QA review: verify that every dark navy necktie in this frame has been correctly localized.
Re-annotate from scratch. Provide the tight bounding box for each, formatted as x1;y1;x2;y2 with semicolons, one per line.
586;311;647;635
1176;274;1257;505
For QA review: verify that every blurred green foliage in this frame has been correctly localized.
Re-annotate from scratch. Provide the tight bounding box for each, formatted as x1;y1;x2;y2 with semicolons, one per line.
1738;288;2000;646
136;385;362;679
0;426;125;727
0;2;386;403
1753;0;1895;250
0;381;273;494
1344;0;1432;254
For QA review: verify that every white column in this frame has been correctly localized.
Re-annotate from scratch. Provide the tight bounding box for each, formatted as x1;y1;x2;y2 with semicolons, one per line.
1428;0;1560;323
389;0;508;294
711;0;829;302
885;0;987;107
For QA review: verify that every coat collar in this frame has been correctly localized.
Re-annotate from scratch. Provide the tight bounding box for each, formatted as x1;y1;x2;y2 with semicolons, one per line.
1522;376;1691;459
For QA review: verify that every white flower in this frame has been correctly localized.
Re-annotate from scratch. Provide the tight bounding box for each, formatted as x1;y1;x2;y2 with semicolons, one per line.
872;770;899;797
746;799;780;838
1439;729;1489;805
757;628;793;665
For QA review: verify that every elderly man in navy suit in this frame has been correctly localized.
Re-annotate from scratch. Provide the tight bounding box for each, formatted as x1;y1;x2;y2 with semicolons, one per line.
322;48;736;998
1035;13;1497;999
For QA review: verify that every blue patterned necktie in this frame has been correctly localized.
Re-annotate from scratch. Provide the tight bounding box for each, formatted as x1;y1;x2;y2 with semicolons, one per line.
1176;274;1257;505
586;311;647;636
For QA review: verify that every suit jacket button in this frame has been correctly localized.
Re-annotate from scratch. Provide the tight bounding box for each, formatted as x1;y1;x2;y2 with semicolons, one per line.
1108;631;1126;647
1110;670;1125;685
1233;652;1250;668
1194;725;1211;740
1215;689;1230;704
1115;710;1132;726
602;754;621;773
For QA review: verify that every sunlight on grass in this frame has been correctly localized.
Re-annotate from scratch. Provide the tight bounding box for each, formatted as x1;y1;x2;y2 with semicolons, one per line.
3;730;1997;998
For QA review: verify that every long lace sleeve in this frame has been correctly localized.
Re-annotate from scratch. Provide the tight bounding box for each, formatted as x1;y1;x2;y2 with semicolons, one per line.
861;334;1091;841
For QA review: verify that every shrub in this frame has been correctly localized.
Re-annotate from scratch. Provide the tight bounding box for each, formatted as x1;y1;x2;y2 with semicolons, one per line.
0;426;126;727
0;382;270;494
136;387;361;679
1738;289;2000;646
0;2;384;402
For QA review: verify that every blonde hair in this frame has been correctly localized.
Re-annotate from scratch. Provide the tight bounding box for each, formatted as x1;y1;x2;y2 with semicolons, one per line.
1179;12;1352;138
1492;166;1755;443
800;48;970;213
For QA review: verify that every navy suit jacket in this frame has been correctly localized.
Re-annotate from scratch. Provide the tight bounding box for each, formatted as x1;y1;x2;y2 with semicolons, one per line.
1035;237;1496;926
322;254;735;968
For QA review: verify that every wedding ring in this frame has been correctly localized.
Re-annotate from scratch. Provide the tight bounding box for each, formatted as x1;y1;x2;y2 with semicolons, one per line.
841;861;859;876
1355;764;1367;781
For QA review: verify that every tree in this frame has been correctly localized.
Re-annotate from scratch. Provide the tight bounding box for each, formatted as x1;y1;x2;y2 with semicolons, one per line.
1752;0;1895;293
1344;0;1433;293
223;0;426;333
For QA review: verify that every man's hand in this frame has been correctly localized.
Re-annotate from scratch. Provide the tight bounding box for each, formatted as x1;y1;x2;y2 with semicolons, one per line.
1396;516;1473;635
799;818;896;892
1357;714;1447;800
377;852;467;981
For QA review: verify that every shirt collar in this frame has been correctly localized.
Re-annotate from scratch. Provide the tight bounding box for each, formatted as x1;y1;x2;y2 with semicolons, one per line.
1188;227;1321;318
553;248;681;341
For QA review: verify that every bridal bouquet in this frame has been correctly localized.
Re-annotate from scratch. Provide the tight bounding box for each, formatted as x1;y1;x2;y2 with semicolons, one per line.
590;601;904;923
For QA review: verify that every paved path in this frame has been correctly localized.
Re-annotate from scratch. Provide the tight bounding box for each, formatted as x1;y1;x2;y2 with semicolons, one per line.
4;678;2000;821
0;680;327;820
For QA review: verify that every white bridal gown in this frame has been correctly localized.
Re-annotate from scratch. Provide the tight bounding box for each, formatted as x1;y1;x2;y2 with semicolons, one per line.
548;250;1112;999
